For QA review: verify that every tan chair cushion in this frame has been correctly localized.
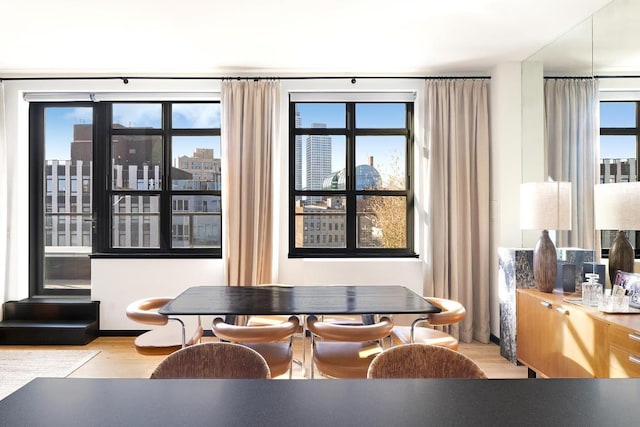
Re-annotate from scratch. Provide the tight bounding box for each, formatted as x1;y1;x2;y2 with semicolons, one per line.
424;297;466;326
212;316;299;342
245;343;293;378
126;297;172;326
390;326;459;350
246;315;304;333
134;322;204;355
313;341;382;379
212;316;299;378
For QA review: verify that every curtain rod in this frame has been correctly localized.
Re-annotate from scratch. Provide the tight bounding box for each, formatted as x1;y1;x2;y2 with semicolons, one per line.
595;75;640;79
0;75;490;83
544;75;640;79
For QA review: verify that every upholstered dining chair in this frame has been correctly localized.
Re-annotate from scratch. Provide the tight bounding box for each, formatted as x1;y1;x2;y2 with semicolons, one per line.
306;315;393;379
389;297;466;350
212;315;300;379
126;297;204;355
150;342;271;379
367;344;487;379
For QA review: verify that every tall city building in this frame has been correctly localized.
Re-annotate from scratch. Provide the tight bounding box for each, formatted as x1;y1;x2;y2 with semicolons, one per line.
175;147;222;191
305;123;332;193
294;109;302;190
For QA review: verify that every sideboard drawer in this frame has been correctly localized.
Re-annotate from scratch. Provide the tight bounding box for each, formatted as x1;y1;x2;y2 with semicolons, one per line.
609;325;640;354
609;344;640;377
609;324;640;378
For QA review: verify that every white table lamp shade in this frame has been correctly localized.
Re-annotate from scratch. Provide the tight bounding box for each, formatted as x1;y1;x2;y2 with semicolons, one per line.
594;182;640;230
594;182;640;285
520;182;572;231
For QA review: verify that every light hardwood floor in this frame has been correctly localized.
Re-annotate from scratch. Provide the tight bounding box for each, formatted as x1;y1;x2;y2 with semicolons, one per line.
3;336;528;379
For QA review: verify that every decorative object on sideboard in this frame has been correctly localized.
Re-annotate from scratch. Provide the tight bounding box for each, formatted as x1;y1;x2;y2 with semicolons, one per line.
613;270;640;309
583;262;606;291
520;182;572;293
594;182;640;286
581;273;603;307
555;263;576;292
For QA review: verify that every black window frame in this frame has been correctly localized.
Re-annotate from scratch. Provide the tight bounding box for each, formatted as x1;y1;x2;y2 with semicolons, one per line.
599;100;640;259
27;101;220;260
93;101;222;257
29;102;96;296
288;100;416;258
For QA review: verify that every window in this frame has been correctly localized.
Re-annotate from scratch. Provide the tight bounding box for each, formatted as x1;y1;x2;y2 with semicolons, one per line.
599;100;640;257
102;102;222;254
289;101;414;257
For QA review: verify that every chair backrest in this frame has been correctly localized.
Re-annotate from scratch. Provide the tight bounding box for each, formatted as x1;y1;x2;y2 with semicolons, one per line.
423;297;466;326
307;315;393;342
367;344;487;379
126;297;172;326
212;316;300;343
150;342;271;379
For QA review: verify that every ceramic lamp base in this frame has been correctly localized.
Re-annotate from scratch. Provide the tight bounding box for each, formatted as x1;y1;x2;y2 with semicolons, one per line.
533;230;557;293
608;230;634;286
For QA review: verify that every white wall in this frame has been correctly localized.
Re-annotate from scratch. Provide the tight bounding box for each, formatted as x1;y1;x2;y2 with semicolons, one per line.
93;258;224;330
488;63;547;337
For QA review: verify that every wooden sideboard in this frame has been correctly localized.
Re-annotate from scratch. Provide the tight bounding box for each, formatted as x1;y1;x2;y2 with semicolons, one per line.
516;289;640;378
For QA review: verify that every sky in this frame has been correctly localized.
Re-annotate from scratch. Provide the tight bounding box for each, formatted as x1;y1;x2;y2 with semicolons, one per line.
600;101;637;160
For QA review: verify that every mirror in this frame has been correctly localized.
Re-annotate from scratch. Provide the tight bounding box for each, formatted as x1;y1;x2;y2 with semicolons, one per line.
527;0;640;77
522;0;640;285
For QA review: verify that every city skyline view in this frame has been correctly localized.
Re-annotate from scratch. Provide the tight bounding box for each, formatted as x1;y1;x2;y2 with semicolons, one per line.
45;104;220;163
42;101;639;183
295;103;407;190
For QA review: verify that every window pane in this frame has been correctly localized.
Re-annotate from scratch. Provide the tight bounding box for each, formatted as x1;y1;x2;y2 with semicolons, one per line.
172;136;221;190
112;103;162;129
172;103;221;129
172;195;221;248
295;103;345;128
355;136;406;190
601;102;636;128
600;136;637;183
297;135;346;191
600;135;636;161
112;195;160;248
356;103;406;128
43;106;93;290
112;135;163;190
357;195;406;248
294;195;346;248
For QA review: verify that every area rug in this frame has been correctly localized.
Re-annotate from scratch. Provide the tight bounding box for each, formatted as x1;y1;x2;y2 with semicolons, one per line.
0;349;100;400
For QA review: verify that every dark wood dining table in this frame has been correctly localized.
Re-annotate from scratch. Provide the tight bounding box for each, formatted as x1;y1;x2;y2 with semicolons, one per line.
1;377;638;427
159;285;440;316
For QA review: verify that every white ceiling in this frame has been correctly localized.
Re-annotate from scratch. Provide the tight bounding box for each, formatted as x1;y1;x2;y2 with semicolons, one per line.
0;0;614;76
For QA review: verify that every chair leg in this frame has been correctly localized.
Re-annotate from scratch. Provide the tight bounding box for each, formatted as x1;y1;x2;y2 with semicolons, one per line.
410;317;428;344
169;318;186;348
288;336;295;380
301;316;307;377
310;334;315;380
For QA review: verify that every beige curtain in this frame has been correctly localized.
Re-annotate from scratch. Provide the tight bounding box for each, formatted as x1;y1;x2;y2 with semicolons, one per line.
545;78;599;249
425;79;491;343
221;80;280;287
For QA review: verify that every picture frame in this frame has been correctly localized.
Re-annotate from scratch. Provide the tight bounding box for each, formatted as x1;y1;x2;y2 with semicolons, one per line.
613;270;640;308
